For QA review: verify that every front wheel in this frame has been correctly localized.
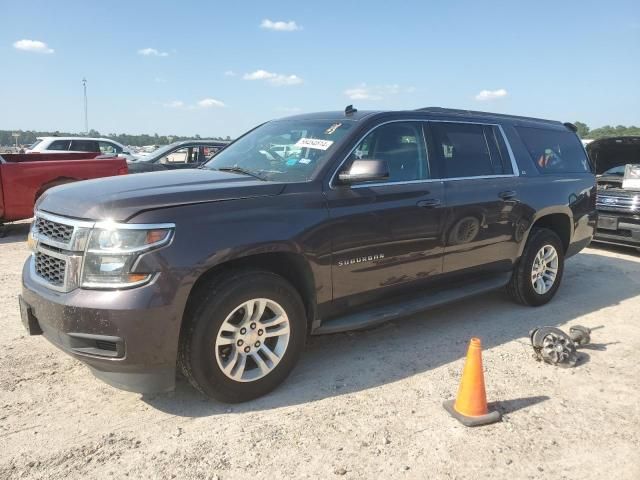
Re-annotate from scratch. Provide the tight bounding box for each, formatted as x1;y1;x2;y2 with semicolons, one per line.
179;270;306;402
507;228;565;306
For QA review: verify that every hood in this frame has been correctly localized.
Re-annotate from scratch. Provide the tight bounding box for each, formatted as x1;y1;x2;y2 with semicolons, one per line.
588;136;640;175
37;169;285;221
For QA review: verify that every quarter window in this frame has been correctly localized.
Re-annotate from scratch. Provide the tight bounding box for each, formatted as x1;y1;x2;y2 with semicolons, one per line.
516;126;591;173
430;122;503;178
346;122;429;183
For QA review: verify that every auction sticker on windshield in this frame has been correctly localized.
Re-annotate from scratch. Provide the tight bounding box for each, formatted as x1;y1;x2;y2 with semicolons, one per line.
295;138;334;150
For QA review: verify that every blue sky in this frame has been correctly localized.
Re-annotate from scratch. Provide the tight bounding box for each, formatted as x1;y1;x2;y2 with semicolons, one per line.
1;0;639;138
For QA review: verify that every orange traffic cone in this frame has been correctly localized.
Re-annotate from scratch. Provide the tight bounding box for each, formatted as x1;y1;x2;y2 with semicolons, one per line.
443;337;501;427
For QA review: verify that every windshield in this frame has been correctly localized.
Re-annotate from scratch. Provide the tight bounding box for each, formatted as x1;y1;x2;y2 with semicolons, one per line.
204;119;354;182
601;165;626;176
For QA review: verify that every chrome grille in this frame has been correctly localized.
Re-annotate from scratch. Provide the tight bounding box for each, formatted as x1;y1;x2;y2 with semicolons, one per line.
596;193;639;213
34;252;66;286
34;216;74;243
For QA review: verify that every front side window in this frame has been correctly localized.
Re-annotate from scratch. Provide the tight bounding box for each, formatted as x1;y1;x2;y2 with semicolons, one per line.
344;122;428;183
205;120;354;182
516;126;591;173
48;140;70;151
159;147;192;164
98;141;122;154
430;123;500;178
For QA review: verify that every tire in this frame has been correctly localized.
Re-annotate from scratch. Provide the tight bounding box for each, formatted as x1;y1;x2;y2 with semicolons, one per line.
507;228;565;306
179;269;306;402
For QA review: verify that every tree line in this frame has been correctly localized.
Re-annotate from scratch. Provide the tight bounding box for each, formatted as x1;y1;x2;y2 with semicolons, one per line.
573;122;640;140
0;129;232;147
2;122;639;147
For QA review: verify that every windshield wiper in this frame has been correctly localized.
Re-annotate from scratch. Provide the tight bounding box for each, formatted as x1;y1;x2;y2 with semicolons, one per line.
215;166;266;181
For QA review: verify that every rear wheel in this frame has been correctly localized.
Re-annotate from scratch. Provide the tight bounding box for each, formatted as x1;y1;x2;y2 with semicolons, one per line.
179;270;306;402
507;228;565;306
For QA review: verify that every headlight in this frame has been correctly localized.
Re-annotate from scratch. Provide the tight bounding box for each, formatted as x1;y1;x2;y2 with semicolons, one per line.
81;223;174;289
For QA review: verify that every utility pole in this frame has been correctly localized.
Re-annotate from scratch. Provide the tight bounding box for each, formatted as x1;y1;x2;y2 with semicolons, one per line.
82;77;88;134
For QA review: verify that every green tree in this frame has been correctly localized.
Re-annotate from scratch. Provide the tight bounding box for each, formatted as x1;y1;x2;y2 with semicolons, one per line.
574;121;590;138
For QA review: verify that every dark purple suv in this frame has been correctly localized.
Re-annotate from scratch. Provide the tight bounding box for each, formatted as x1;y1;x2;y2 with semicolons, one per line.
20;107;597;402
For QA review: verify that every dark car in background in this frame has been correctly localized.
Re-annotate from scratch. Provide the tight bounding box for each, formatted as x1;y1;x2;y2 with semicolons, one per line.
590;136;640;251
127;140;229;173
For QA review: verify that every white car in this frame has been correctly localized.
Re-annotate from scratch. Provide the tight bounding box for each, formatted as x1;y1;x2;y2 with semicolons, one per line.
25;137;136;160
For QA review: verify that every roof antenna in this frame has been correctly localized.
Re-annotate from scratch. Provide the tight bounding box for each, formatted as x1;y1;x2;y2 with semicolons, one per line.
345;104;357;116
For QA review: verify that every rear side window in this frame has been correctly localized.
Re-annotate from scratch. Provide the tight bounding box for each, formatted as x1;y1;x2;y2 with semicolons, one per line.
48;140;70;151
430;122;508;178
70;140;100;152
516;126;591;173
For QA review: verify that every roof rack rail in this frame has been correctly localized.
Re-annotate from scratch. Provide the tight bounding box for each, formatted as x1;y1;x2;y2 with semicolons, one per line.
414;107;558;124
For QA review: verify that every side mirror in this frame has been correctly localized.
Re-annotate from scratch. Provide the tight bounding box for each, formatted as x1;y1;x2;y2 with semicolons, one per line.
338;159;389;185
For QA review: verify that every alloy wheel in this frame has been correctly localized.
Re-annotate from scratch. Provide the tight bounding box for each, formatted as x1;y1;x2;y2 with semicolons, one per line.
530;245;559;295
215;298;290;382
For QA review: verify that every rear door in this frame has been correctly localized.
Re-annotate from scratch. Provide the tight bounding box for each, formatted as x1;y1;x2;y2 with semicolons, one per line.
427;121;522;273
326;120;446;304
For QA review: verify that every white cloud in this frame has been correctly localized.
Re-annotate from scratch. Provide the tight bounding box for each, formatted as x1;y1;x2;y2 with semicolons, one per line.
154;77;167;83
243;69;303;86
13;39;54;54
260;19;302;31
224;70;236;77
475;88;508;101
244;70;275;81
163;100;184;108
197;98;225;108
138;48;169;57
163;98;225;109
344;84;409;101
344;86;381;101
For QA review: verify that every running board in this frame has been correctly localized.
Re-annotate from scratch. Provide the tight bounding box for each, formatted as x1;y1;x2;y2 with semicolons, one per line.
313;273;511;335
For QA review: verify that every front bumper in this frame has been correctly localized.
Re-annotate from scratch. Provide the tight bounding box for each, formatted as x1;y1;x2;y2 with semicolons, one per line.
594;212;640;249
20;257;182;394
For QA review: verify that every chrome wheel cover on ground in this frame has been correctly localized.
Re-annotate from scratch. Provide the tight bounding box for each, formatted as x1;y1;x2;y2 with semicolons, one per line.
215;298;290;382
530;245;559;295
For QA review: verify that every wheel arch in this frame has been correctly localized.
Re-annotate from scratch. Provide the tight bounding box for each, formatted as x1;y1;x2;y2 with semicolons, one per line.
183;250;318;335
520;208;573;256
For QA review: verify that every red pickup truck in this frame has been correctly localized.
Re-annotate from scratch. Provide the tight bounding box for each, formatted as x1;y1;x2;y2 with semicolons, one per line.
0;153;127;230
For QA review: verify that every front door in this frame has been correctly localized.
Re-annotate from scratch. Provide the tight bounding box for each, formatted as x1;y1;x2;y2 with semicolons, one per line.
325;121;446;306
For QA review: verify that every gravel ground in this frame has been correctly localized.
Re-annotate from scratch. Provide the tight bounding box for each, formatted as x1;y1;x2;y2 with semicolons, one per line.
1;220;639;479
